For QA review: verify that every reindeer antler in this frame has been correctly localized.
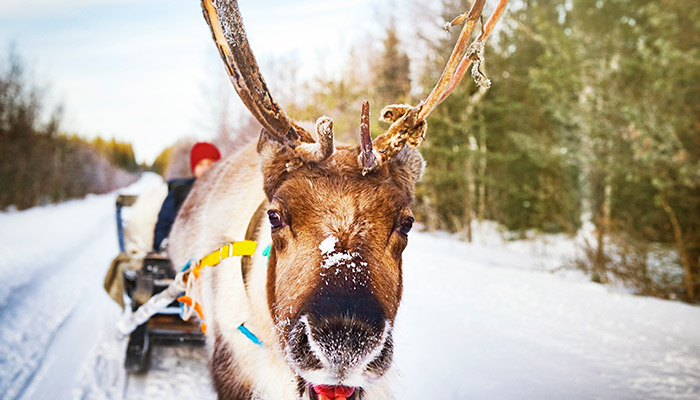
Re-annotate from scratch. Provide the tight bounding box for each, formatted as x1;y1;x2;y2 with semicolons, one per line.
361;0;509;172
359;100;376;175
202;0;506;170
202;0;335;159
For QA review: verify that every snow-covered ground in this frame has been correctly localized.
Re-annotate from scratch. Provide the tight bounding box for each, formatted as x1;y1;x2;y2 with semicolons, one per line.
0;173;698;399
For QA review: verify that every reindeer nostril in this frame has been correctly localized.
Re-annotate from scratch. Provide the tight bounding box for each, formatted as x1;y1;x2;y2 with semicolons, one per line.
307;290;386;334
287;317;323;371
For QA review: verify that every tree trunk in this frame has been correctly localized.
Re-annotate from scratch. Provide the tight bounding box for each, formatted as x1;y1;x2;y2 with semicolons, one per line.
464;153;473;243
462;86;489;234
688;248;700;301
659;193;696;303
593;218;605;283
593;178;612;284
477;107;487;222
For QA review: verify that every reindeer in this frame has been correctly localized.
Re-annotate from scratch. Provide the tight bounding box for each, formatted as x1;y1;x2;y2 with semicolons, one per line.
167;0;508;399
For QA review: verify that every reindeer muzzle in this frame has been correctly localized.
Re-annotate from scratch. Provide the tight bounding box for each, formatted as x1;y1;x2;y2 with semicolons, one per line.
286;291;394;392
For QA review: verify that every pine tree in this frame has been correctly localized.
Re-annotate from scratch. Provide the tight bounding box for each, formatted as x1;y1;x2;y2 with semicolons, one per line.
375;20;411;105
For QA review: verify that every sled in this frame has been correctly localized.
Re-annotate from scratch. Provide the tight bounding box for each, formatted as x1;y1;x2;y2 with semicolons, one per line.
112;194;205;374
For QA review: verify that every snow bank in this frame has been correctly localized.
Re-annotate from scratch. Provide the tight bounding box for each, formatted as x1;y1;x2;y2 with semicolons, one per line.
394;229;700;399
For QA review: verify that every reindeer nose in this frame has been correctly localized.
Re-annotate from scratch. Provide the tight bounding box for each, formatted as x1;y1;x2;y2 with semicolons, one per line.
307;289;386;334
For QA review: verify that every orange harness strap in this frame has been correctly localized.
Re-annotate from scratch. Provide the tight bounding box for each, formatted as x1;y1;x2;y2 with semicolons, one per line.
178;241;257;334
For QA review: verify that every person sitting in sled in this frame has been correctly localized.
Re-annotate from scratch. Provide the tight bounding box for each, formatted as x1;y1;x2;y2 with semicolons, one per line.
152;141;221;252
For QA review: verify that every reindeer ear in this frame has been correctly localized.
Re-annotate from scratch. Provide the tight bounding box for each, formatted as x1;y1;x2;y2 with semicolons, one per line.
257;128;294;200
389;147;425;196
257;128;285;158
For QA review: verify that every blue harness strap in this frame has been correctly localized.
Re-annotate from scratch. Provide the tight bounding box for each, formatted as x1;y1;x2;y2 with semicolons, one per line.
238;323;264;347
177;244;270;346
236;245;270;346
179;259;194;319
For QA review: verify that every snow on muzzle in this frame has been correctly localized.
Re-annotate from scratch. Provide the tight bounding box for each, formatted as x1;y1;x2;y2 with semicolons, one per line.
285;292;394;392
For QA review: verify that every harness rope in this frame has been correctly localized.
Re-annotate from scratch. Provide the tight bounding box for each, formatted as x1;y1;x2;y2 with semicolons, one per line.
116;201;271;349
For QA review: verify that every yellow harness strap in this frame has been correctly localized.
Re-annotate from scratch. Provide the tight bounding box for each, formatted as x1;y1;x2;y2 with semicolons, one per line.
192;240;257;278
179;240;258;336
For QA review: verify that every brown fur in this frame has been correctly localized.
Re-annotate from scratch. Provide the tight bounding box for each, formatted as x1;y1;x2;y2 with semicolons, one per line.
210;334;254;399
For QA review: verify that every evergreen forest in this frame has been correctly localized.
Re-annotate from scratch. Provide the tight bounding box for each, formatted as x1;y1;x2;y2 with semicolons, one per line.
284;0;699;302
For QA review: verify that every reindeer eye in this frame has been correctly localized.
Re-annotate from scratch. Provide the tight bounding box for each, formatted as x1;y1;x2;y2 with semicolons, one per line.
267;210;284;229
398;217;414;236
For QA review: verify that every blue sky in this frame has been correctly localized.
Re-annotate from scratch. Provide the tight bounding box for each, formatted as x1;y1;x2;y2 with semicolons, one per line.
0;0;380;163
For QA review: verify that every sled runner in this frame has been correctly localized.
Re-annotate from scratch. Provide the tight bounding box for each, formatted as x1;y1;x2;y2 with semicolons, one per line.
106;194;205;373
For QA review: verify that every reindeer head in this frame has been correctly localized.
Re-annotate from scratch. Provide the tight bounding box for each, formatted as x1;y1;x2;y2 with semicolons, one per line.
201;0;507;397
259;127;423;390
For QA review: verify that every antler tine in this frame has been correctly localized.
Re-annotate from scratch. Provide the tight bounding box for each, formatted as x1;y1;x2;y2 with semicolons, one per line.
365;0;508;171
315;117;335;160
295;116;335;162
436;0;510;104
359;100;377;175
201;0;312;147
480;0;510;42
415;0;487;123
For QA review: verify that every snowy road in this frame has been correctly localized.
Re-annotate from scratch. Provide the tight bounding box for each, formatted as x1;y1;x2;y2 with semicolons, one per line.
1;174;699;399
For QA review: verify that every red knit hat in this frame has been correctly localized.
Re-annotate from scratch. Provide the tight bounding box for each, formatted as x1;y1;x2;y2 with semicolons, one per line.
189;142;221;174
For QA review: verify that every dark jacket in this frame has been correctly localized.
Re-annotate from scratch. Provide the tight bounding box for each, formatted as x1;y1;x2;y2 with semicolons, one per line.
153;177;195;251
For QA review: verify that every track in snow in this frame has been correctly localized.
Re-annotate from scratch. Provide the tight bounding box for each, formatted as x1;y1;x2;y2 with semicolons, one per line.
0;195;120;400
